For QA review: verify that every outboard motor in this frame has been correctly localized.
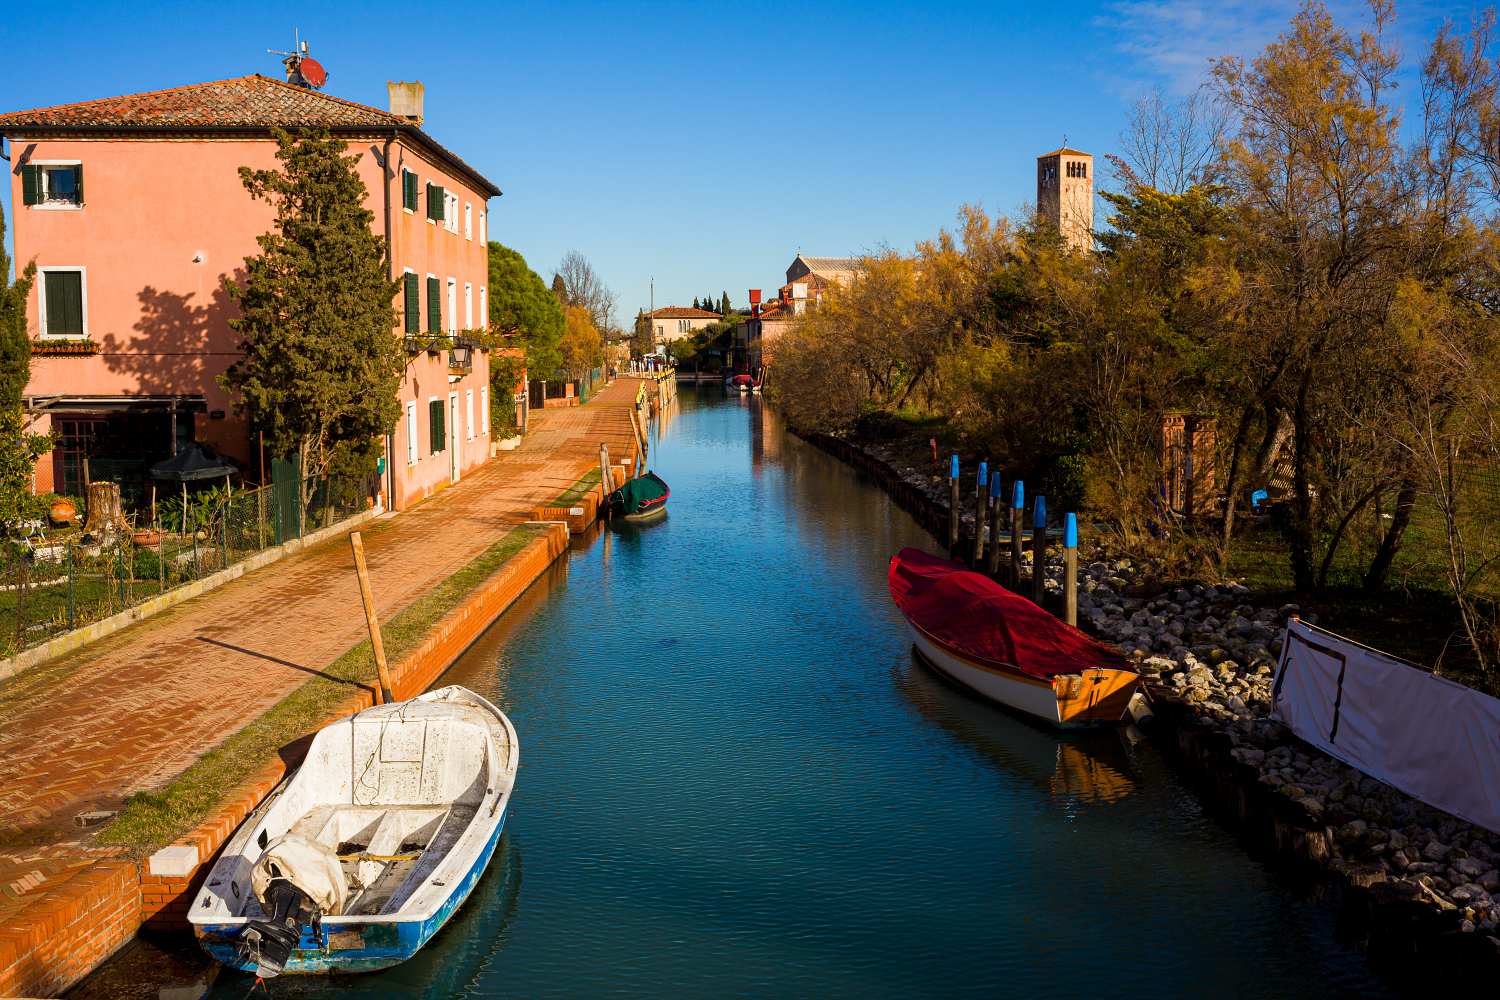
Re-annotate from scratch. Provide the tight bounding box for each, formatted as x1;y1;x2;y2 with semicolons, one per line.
239;879;320;978
240;832;348;977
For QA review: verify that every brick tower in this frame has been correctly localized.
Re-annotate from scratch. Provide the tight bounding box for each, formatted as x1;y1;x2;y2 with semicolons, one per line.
1036;147;1093;252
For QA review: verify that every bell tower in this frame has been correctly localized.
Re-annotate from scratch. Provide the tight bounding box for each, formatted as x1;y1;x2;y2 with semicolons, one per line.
1036;147;1093;252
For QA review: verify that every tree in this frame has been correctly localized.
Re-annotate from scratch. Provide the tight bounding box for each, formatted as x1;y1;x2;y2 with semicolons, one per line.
556;250;618;332
692;296;700;310
560;305;604;378
488;242;564;379
221;128;404;507
720;291;731;316
551;273;567;304
632;309;655;358
1113;86;1227;194
0;202;48;529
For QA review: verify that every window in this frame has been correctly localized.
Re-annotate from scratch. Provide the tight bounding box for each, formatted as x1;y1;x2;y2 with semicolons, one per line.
405;401;418;464
426;182;445;222
464;283;473;329
447;279;457;333
465;390;475;440
481;386;490;435
464;203;472;240
40;268;86;338
444;192;459;233
401;169;418;211
480;287;487;330
428;398;446;454
479;211;486;244
427;275;441;332
403;270;419;333
22;163;84;208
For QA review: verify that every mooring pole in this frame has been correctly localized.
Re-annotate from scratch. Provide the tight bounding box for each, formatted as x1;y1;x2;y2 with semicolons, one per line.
349;531;396;705
972;461;989;566
1064;512;1079;627
1032;495;1048;605
947;454;961;555
1009;480;1024;588
599;444;613;498
986;474;1005;577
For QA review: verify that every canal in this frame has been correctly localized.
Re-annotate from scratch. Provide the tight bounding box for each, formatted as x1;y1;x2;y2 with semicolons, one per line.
82;389;1394;998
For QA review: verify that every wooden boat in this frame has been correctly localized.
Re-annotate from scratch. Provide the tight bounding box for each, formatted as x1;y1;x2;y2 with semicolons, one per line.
607;469;670;523
189;686;519;976
727;373;753;393
888;548;1138;727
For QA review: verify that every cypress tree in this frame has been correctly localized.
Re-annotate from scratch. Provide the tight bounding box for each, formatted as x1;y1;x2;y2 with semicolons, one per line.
221;128;404;501
551;273;568;304
0;202;48;528
720;291;731;316
692;296;700;310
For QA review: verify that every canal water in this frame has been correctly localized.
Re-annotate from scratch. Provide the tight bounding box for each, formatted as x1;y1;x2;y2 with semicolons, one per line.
84;389;1394;998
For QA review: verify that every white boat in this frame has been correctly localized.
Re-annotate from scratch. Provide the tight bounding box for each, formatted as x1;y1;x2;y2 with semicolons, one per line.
189;686;519;976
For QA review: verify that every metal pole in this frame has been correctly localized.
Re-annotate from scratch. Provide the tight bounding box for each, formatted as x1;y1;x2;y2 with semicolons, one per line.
986;474;1005;577
972;461;988;566
1009;480;1025;589
66;542;75;631
1064;512;1079;627
349;531;396;704
947;454;960;555
1032;494;1048;605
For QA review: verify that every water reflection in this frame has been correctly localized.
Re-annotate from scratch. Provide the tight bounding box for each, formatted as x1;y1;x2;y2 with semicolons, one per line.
896;655;1137;806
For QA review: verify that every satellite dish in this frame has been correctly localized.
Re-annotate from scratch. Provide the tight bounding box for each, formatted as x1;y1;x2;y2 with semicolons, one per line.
299;57;328;89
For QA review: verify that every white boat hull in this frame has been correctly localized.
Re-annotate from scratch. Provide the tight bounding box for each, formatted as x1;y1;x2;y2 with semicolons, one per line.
909;625;1064;724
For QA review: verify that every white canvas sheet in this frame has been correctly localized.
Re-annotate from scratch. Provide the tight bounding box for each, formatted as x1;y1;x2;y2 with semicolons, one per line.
1271;619;1500;834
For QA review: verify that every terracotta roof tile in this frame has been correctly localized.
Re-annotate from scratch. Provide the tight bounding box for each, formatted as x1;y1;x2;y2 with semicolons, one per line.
651;307;721;319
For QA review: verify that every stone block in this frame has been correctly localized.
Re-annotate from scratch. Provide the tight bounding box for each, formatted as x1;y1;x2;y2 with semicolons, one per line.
147;844;198;878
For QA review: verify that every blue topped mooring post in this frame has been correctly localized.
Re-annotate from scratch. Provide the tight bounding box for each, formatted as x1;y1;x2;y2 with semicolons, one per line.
1009;480;1025;589
1032;495;1048;604
947;454;961;555
986;473;1004;576
1064;512;1079;626
972;462;989;565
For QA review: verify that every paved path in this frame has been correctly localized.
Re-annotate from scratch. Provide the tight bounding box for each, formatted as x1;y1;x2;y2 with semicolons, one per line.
0;381;644;928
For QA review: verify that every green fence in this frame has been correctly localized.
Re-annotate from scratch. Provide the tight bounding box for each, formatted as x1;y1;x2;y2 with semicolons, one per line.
0;475;365;659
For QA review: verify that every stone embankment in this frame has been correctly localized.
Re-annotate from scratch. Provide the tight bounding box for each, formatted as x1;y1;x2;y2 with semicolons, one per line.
807;430;1500;979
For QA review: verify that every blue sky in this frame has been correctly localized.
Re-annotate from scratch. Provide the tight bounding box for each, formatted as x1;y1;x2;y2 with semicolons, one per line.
0;0;1472;325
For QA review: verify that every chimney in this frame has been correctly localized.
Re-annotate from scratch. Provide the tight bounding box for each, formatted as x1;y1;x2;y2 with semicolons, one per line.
387;81;425;124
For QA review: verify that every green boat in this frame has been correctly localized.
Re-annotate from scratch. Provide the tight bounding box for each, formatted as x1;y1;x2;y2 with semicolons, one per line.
608;470;670;523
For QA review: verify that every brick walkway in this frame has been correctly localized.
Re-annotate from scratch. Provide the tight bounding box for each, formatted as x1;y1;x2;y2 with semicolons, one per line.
0;380;644;935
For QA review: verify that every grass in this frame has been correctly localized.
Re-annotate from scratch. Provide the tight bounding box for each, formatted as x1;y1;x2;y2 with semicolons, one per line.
97;522;543;855
552;468;602;507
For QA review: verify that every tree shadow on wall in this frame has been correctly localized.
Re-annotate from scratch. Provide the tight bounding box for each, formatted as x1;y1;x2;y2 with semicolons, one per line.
95;274;244;398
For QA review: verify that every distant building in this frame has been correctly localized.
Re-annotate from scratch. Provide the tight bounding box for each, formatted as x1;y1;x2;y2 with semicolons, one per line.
1036;147;1093;252
650;306;721;344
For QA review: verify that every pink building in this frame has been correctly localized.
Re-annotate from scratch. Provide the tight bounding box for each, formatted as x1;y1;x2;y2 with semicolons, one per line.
0;71;503;510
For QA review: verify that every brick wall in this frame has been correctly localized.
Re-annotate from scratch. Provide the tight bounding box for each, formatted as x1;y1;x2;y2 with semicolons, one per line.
0;861;139;998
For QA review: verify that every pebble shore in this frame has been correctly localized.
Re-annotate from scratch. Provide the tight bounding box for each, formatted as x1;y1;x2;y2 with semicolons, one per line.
809;430;1500;972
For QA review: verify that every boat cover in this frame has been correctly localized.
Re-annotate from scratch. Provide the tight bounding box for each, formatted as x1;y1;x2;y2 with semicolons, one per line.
1272;619;1500;834
610;470;670;516
251;833;347;916
888;548;1132;680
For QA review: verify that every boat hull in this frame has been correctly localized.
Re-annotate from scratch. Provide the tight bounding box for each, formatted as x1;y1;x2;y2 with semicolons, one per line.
907;624;1137;727
194;804;508;974
622;504;667;524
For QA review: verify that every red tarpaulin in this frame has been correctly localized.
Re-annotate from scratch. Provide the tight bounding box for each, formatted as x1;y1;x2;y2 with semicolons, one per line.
888;548;1132;680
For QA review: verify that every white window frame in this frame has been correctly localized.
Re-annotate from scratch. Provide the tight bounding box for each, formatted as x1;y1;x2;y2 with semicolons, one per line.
31;160;84;211
479;211;486;244
464;202;472;240
480;287;487;331
445;192;459;234
464;283;473;329
465;389;475;440
405;400;418;465
446;278;457;334
481;386;490;435
37;266;88;339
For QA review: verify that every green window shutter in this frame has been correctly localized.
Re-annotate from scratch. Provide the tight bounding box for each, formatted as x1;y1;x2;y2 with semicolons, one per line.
403;273;419;333
426;276;441;332
425;182;436;220
45;272;83;336
429;399;445;453
403;170;417;210
433;185;445;222
21;165;40;206
73;165;83;204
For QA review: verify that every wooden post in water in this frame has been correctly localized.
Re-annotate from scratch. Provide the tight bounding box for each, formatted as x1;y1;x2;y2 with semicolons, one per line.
972;461;988;567
1064;512;1079;627
1009;480;1024;589
349;531;396;705
599;444;613;495
986;474;1005;577
947;454;960;555
1032;494;1048;605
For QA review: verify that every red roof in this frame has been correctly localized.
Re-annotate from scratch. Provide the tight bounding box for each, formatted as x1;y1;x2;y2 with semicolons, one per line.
651;307;720;319
0;74;500;196
888;548;1131;680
